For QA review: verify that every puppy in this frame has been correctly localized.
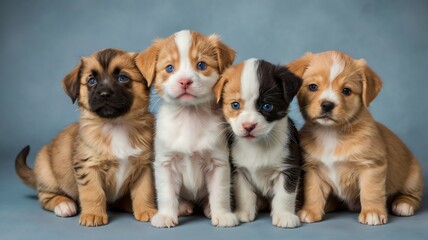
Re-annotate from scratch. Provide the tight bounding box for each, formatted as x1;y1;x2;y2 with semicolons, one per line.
288;51;424;225
15;48;157;227
213;59;303;228
135;30;237;228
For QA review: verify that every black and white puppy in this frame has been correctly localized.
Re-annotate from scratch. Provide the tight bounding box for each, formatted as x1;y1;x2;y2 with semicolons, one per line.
213;58;303;228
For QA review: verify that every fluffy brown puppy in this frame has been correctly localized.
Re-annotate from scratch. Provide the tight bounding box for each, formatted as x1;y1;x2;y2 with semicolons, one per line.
288;51;423;225
15;48;157;227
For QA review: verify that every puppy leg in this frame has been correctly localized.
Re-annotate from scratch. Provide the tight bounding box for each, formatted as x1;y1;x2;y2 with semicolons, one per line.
77;167;108;227
392;159;423;216
178;199;194;216
298;168;331;223
206;156;238;227
151;157;181;228
358;167;388;226
130;165;157;222
234;169;257;223
271;174;300;228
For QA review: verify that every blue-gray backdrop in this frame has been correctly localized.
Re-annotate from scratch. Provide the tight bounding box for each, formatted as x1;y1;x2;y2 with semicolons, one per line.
0;1;427;239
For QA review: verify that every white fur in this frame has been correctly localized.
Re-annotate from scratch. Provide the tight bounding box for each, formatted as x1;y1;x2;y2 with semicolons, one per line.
230;60;300;227
393;202;414;216
103;123;141;199
329;54;344;82
319;88;340;104
54;201;77;218
151;31;237;228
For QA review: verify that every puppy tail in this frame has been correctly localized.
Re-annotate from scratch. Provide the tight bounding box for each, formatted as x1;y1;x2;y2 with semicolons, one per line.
15;145;37;189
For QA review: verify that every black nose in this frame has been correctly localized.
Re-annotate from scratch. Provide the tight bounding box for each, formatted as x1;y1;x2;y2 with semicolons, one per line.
321;101;335;112
98;89;113;98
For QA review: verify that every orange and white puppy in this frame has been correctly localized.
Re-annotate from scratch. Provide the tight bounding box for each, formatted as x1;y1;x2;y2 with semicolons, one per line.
135;30;238;227
288;51;424;226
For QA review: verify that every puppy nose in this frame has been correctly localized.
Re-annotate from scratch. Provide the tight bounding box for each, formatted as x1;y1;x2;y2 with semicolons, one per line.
99;90;113;98
179;78;193;88
242;122;257;132
321;101;335;112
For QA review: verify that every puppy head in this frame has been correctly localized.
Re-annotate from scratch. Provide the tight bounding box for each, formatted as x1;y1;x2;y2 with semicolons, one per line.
62;48;150;119
214;59;302;141
135;30;235;106
287;51;383;127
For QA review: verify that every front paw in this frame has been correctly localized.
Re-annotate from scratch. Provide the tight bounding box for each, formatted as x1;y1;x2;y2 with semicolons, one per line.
272;211;301;228
359;209;388;226
151;213;178;228
211;212;239;227
298;209;323;223
134;208;157;222
79;213;108;227
235;210;256;223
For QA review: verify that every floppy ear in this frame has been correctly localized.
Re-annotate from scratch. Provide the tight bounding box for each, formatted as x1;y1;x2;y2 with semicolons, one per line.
213;74;229;103
135;40;162;87
209;34;236;73
357;59;383;107
286;52;313;78
277;65;303;105
62;60;82;104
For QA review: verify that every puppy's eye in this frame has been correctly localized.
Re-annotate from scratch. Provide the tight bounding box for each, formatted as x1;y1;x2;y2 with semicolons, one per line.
231;102;240;110
308;84;318;92
165;65;174;73
196;61;207;71
342;88;352;96
87;77;97;86
261;103;273;112
117;75;129;83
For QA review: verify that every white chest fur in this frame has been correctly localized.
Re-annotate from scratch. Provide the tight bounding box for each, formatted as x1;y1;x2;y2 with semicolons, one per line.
314;128;343;196
103;123;142;198
233;118;290;196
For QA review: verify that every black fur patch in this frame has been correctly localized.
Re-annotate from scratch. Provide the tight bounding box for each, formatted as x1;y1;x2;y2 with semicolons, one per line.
282;118;302;193
96;48;120;70
256;60;302;122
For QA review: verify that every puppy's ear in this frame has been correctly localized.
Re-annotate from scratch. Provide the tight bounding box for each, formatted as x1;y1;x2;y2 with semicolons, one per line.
209;34;236;72
277;65;303;105
213;75;229;103
62;60;82;104
357;59;383;107
286;52;313;77
135;40;162;87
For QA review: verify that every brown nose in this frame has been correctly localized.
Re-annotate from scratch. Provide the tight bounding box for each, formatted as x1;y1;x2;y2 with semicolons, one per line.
242;122;257;133
179;78;193;89
321;101;335;113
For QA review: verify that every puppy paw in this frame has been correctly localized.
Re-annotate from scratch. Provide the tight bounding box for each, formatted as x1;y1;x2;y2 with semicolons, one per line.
298;209;323;223
178;200;194;216
134;208;157;222
272;212;301;228
54;201;77;217
392;201;415;216
235;210;256;223
203;204;211;219
211;212;239;227
79;213;108;227
151;213;178;228
359;209;388;225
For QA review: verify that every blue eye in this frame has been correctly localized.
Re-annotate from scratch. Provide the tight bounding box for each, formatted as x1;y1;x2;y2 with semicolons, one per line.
196;61;207;71
117;75;129;83
88;77;97;86
261;103;273;112
231;101;240;110
165;65;174;73
308;84;318;91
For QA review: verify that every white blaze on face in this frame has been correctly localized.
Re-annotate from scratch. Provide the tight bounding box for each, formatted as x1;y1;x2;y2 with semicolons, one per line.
320;54;345;104
175;30;192;76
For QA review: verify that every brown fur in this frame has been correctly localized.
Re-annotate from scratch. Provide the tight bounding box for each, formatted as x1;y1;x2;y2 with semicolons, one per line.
288;51;423;225
15;49;157;227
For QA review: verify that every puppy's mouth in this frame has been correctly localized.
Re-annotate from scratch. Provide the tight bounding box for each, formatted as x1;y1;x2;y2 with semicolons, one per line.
243;134;256;139
313;115;337;123
176;92;197;100
91;102;131;118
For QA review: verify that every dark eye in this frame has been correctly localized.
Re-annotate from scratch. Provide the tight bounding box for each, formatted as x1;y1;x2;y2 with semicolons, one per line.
117;75;129;83
342;88;352;96
196;61;207;71
165;65;174;73
308;84;318;91
88;77;97;86
231;101;240;110
261;103;273;112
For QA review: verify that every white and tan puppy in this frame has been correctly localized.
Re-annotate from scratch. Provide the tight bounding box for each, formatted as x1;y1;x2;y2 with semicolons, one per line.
135;30;237;227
